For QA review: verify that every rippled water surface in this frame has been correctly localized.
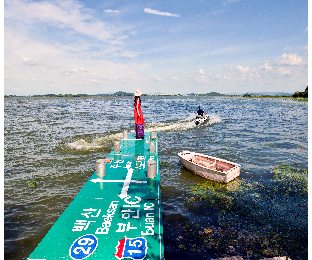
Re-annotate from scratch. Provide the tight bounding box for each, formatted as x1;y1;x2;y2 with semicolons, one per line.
4;96;308;259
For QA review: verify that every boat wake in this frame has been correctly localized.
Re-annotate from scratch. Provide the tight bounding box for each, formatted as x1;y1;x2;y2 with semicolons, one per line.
67;114;221;150
67;132;123;150
146;113;221;132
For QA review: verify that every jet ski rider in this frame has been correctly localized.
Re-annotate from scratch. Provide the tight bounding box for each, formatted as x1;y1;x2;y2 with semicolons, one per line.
197;106;205;118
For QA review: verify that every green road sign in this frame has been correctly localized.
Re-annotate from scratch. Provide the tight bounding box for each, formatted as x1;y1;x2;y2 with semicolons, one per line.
28;132;164;260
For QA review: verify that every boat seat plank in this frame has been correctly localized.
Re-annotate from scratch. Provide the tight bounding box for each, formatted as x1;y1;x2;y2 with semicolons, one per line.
193;155;235;173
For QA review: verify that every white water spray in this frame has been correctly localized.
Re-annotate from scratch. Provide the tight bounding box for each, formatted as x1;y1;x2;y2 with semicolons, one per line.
67;114;221;150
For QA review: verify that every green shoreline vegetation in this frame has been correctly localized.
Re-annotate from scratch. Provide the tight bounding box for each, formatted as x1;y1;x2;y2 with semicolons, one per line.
4;87;308;99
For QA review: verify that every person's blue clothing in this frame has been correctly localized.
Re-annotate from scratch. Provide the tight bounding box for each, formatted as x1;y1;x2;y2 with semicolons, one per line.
197;108;204;116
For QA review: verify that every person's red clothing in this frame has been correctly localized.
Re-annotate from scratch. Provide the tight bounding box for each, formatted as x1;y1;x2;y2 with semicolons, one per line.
134;98;145;125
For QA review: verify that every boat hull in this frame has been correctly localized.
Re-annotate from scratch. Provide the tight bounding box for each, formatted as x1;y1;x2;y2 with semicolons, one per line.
178;151;240;183
194;114;209;125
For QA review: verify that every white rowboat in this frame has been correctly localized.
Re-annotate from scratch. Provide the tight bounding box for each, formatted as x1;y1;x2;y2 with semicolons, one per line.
178;151;241;183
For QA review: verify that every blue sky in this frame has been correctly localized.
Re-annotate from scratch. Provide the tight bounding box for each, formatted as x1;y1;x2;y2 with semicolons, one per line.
4;0;308;95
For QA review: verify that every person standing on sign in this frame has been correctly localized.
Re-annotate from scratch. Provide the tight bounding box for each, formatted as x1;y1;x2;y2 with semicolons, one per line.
134;89;145;139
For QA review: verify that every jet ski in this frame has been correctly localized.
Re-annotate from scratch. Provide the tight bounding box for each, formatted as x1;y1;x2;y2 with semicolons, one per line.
194;113;209;125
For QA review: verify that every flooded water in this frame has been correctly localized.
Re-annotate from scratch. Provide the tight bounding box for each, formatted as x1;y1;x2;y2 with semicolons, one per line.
4;96;308;259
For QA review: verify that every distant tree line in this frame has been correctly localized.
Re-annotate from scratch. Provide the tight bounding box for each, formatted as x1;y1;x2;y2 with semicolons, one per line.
293;86;308;98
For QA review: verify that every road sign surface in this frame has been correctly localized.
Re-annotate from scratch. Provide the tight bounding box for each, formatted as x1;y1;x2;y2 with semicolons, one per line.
28;132;164;260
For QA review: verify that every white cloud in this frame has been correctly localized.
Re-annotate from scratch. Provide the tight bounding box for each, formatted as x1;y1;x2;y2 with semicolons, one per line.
110;35;129;46
236;65;250;73
5;0;113;42
215;74;231;81
234;65;255;80
195;75;207;83
144;8;179;17
259;63;272;71
3;0;308;95
79;67;89;72
154;75;161;82
274;53;304;66
90;79;100;83
198;69;204;75
22;56;37;65
31;78;37;81
5;20;143;95
277;67;291;75
64;67;89;74
251;67;259;73
104;9;119;13
61;70;74;76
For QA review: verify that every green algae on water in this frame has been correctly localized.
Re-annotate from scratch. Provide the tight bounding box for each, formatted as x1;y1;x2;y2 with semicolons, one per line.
28;179;40;188
186;179;242;210
159;161;170;167
259;143;277;148
272;163;308;196
177;222;286;259
180;164;308;259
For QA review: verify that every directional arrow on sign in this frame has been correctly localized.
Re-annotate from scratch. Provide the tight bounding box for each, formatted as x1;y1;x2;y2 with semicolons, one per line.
91;179;147;184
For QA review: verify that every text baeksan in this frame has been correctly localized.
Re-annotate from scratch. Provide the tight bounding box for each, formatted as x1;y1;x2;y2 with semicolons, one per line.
95;201;119;234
